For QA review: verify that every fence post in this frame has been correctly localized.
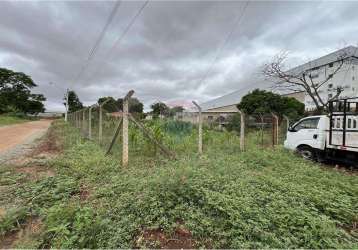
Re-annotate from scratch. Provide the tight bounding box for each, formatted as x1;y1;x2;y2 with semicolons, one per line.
237;109;245;151
99;105;103;143
99;99;111;143
123;90;134;167
74;111;77;127
88;105;96;139
82;108;86;134
76;111;80;128
271;113;279;146
192;101;202;154
283;115;290;130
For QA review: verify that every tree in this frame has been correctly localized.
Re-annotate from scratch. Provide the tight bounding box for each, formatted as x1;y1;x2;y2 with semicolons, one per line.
226;113;242;132
116;97;144;113
65;90;83;112
150;102;170;118
0;67;46;114
169;106;184;117
98;96;118;112
262;50;348;112
237;89;304;120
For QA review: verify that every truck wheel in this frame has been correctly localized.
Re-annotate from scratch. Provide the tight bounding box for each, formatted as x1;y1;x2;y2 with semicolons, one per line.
297;146;316;161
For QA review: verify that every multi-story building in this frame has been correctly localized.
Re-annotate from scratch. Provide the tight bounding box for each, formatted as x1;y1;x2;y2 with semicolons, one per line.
178;46;358;124
287;46;358;111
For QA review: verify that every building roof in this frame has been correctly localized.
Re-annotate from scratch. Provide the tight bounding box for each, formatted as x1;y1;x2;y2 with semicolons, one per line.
199;81;269;111
197;46;358;112
289;45;358;75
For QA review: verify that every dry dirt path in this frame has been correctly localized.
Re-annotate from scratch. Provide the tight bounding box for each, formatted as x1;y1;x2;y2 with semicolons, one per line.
0;120;52;164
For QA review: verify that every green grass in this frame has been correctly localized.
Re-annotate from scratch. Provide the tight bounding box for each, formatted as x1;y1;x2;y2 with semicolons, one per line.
0;120;357;248
0;114;34;126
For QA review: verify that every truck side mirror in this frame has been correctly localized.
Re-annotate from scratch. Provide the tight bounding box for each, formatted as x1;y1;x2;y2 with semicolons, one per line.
288;126;296;132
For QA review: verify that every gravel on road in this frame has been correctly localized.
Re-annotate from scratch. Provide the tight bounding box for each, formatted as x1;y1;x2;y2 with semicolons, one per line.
0;120;52;164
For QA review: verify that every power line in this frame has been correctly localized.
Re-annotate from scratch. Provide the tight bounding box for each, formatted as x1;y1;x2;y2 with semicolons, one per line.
73;0;122;83
197;1;249;88
89;0;149;80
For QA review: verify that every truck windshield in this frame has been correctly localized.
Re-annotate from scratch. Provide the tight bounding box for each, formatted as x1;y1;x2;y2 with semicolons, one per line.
293;118;320;131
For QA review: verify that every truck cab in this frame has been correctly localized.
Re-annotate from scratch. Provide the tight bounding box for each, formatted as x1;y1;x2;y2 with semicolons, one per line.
284;98;358;165
284;115;328;159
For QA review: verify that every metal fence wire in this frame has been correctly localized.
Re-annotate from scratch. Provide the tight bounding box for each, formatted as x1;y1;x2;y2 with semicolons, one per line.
67;91;292;167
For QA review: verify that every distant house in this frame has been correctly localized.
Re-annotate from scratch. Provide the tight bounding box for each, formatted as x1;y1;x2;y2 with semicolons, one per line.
109;112;123;118
35;112;63;118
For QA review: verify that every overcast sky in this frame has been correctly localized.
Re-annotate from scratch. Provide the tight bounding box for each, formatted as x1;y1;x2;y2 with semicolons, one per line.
0;0;357;111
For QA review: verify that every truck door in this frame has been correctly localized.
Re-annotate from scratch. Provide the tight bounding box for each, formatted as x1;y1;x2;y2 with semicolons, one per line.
286;117;323;150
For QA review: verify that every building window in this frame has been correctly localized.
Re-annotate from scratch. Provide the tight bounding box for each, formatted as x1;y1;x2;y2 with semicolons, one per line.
310;73;319;79
348;119;352;129
328;93;333;99
328;74;333;79
353;76;355;81
328;83;333;88
329;62;334;67
336;118;341;129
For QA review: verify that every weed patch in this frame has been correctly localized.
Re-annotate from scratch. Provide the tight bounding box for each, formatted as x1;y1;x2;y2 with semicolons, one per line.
1;120;357;248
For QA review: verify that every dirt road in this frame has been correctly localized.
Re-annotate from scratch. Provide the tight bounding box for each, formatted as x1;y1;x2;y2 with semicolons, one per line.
0;120;52;163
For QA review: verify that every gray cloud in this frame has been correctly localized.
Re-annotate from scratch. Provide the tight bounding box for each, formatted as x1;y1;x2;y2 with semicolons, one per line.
0;0;357;111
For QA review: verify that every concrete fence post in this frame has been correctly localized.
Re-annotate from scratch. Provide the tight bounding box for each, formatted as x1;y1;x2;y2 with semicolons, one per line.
238;109;245;151
192;101;202;154
283;115;290;130
99;105;103;142
74;111;76;127
122;90;134;167
271;113;279;146
99;99;111;143
82;108;86;134
89;106;95;139
76;111;80;128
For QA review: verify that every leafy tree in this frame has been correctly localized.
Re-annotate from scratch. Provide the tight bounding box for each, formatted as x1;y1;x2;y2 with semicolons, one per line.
169;106;184;117
237;89;304;120
0;67;46;114
97;96;118;112
65;90;83;112
150;102;170;118
225;113;241;132
116;97;144;113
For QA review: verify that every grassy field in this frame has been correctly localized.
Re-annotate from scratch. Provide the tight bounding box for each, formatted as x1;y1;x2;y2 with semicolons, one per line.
0;120;357;248
0;114;35;126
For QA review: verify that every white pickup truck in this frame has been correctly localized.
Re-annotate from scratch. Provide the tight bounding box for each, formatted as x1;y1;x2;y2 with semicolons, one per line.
284;98;358;166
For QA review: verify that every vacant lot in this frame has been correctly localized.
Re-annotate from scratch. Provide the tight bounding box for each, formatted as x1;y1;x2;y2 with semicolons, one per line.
0;120;357;248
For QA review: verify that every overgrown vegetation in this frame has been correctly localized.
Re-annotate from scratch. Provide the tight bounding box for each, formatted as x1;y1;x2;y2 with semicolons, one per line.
0;120;357;248
0;114;36;126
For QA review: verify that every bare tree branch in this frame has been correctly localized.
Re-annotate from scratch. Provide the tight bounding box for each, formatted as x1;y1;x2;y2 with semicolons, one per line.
262;50;348;112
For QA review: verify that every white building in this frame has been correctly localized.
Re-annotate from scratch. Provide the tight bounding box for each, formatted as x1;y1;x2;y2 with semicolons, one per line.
178;46;358;124
287;46;358;111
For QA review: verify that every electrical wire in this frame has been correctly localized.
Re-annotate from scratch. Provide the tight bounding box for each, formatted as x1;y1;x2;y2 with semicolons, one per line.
88;0;149;79
197;1;249;88
73;0;122;83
